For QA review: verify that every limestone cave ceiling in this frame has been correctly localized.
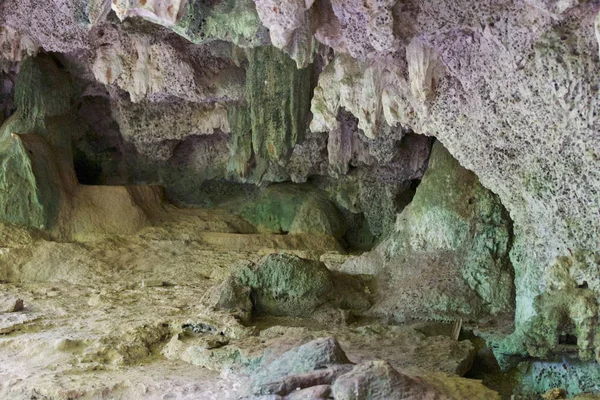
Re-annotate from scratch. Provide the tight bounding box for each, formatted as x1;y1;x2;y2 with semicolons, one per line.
1;0;600;398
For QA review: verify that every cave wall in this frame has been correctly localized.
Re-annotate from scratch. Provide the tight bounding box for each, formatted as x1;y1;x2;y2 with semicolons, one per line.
1;0;600;362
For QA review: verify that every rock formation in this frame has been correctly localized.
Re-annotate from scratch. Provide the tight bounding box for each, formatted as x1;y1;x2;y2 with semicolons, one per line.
1;0;600;398
340;142;515;322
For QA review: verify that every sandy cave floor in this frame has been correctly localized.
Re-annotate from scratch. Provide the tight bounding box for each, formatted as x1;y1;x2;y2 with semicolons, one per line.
0;209;494;399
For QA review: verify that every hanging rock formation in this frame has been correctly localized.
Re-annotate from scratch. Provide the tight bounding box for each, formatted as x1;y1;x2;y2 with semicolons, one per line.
1;0;600;396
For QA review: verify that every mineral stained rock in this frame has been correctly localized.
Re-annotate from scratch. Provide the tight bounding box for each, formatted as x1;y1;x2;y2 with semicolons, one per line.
232;184;347;238
0;55;77;231
1;0;600;389
241;44;312;167
342;142;514;322
249;337;500;400
209;253;371;319
0;55;165;239
308;1;600;361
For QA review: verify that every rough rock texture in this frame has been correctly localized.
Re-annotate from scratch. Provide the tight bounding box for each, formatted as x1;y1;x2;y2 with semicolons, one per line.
226;44;313;180
0;55;166;239
1;6;431;243
0;0;90;54
1;0;600;390
0;296;23;313
496;250;600;365
331;360;446;400
250;337;351;395
341;142;514;322
112;0;269;46
0;216;485;399
208;253;372;318
91;22;246;104
253;0;320;68
247;337;499;400
232;184;346;238
319;129;431;238
517;359;600;398
0;26;38;76
308;1;600;360
0;55;78;231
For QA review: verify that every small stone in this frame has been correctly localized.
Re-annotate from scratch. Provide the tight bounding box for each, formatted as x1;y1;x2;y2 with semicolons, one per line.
0;296;24;313
203;336;230;350
141;279;165;288
542;388;567;400
88;294;102;307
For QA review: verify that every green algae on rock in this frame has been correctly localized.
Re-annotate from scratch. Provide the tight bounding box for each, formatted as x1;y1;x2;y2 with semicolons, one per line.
516;359;600;398
246;45;311;164
493;250;600;370
341;142;515;322
206;253;372;319
233;184;346;239
226;103;253;179
0;56;75;231
226;45;312;179
1;55;166;239
0;132;53;229
14;55;73;120
235;253;334;317
173;0;267;46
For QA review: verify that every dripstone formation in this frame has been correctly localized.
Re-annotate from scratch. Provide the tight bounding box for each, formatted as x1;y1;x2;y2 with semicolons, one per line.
1;0;600;399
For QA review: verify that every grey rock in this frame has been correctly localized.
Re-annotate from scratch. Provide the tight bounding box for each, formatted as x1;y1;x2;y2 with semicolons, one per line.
331;360;447;400
202;274;253;324
285;384;332;399
251;337;351;395
259;365;351;396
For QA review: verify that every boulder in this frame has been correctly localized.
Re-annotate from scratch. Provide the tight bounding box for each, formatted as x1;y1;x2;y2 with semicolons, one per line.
210;254;371;319
202;273;253;324
250;337;351;395
236;254;334;318
284;384;332;399
332;360;448;400
333;361;502;400
235;184;347;239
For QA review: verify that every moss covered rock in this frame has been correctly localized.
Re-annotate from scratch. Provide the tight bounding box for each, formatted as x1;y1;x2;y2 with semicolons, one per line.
0;56;76;231
173;0;268;47
0;55;165;238
0;131;53;229
226;104;253;179
246;45;311;162
341;142;515;322
493;250;600;369
203;252;372;321
235;253;333;317
14;55;73;121
234;184;346;239
226;45;313;180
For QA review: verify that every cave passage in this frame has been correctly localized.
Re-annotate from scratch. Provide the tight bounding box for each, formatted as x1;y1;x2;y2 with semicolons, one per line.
1;2;600;398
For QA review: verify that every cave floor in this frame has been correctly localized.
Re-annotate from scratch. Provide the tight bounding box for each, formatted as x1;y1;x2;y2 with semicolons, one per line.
0;211;500;399
0;280;483;399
